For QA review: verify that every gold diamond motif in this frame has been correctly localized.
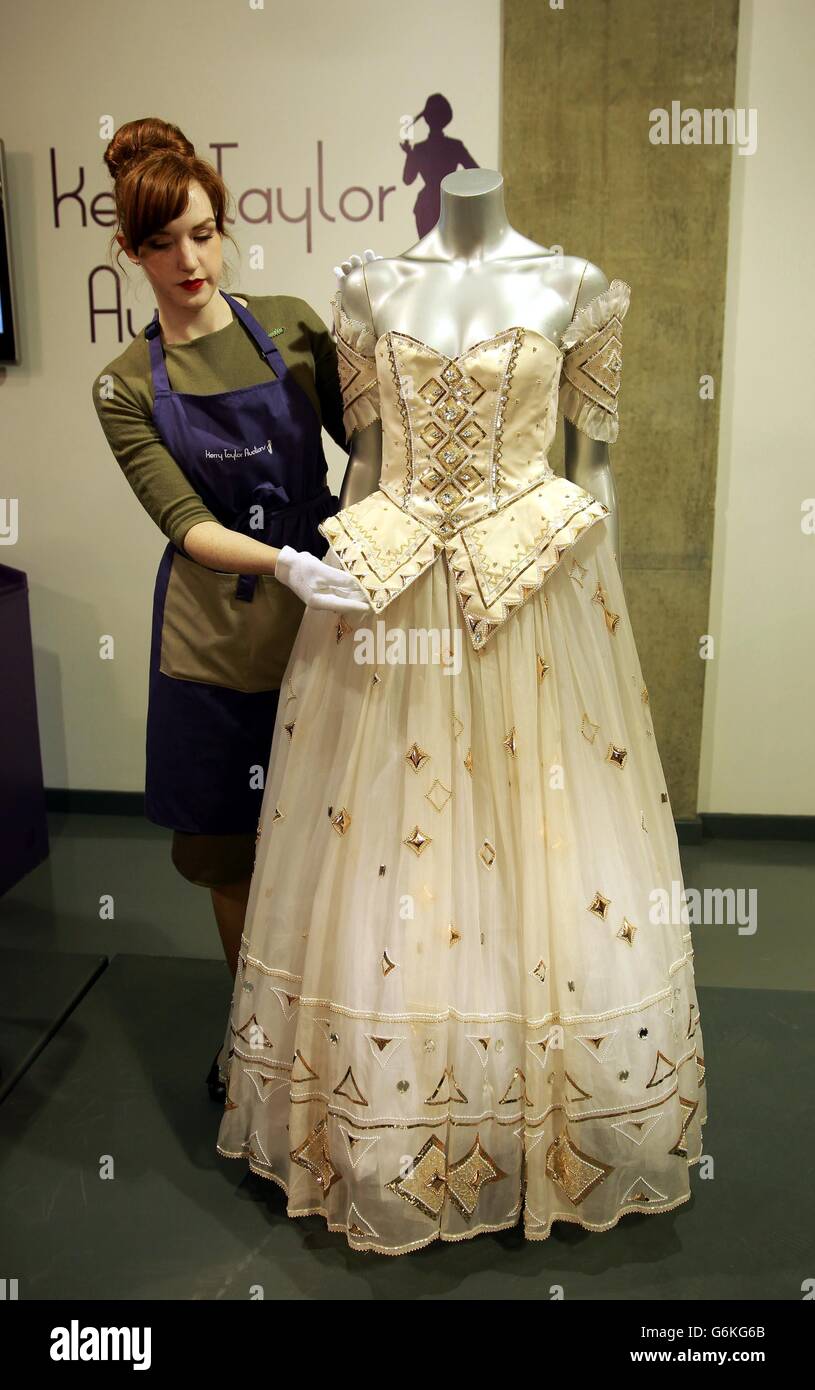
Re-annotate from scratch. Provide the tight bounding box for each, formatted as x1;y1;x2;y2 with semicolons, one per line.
537;653;550;682
330;807;352;836
435;482;467;514
503;726;518;757
425;778;452;812
420;420;448;450
419;377;445;405
445;1136;509;1217
435;398;467;429
284;721;296;739
405;741;430;773
456;418;486;447
463;747;473;775
453;464;483;492
419;465;445;492
479;840;496;869
290;1117;341;1196
607;742;628;769
546;1132;614;1205
581;712;600;743
436;440;467;473
403;824;432;856
588;890;610;920
384;1135;447;1218
618;917;637;945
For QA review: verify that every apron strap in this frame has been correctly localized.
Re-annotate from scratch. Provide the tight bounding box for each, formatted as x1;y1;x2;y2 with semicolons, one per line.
145;312;171;396
219;291;290;380
144;291;289;397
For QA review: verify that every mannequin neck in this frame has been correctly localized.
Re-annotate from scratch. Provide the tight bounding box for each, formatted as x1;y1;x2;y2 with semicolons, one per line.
434;175;512;261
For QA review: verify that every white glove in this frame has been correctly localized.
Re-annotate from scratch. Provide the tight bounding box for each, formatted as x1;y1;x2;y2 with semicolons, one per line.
275;545;371;617
333;248;382;282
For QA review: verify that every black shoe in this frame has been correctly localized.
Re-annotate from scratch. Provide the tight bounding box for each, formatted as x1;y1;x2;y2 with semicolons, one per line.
206;1047;227;1104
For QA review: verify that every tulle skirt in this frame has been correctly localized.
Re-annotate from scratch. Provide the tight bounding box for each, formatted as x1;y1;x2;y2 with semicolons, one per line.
216;518;708;1256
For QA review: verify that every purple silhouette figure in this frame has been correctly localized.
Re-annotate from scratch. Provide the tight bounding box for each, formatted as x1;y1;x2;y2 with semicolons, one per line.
401;94;478;236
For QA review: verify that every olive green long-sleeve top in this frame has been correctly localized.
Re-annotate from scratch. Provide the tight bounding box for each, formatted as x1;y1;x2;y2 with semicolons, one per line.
91;293;348;553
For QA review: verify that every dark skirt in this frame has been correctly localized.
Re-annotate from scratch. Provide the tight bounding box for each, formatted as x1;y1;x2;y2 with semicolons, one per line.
171;829;256;888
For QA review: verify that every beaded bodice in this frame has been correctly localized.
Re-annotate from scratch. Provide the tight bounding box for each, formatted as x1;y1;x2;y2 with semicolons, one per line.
372;326;563;542
319;279;631;651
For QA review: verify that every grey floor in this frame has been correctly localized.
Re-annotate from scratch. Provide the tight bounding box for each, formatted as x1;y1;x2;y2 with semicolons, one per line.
0;812;812;1300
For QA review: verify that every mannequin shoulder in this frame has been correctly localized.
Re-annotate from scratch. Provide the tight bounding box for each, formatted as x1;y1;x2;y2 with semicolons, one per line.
330;265;377;330
570;258;611;313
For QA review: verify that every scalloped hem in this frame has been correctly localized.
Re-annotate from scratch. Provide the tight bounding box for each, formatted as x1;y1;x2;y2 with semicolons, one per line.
216;1118;708;1259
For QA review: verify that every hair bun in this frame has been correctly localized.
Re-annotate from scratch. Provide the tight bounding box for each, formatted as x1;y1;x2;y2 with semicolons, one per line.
104;117;195;181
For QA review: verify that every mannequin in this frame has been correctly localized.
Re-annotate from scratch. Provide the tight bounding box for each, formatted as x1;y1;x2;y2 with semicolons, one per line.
337;167;621;564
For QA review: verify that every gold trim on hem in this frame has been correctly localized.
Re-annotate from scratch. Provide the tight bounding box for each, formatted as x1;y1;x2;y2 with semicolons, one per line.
215;1131;707;1259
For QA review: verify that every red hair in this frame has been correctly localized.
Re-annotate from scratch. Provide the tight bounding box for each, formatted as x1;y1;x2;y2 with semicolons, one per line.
103;116;239;269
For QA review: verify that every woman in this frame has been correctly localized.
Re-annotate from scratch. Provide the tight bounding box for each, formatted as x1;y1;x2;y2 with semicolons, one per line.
92;118;369;1097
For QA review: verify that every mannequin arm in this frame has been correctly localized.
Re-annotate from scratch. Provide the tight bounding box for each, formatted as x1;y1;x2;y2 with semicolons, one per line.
563;420;622;568
338;420;383;508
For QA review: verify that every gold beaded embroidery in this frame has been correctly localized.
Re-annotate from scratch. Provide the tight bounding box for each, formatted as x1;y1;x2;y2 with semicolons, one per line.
403;825;432;855
503;726;518;757
405;741;430;772
618;918;638;946
479;840;496;869
330;807;352;835
592;581;621;635
425;779;452;812
588;891;611;920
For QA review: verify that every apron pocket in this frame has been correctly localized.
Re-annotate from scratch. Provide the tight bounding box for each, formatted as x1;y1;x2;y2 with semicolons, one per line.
160;551;306;693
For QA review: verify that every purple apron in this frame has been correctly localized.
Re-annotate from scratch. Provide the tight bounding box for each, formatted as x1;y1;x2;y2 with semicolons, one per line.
144;290;340;834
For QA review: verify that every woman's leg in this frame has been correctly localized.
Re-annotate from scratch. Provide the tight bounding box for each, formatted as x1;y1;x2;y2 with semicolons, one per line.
210;876;252;979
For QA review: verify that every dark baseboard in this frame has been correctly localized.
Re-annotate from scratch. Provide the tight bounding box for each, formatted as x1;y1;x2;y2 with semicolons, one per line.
676;817;703;844
44;792;814;843
699;812;814;842
46;789;145;817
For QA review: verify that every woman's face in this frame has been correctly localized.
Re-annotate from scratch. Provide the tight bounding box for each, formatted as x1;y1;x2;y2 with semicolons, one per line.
118;179;224;311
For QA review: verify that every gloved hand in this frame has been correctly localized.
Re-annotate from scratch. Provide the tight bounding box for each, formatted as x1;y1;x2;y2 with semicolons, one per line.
333;247;381;282
274;545;371;617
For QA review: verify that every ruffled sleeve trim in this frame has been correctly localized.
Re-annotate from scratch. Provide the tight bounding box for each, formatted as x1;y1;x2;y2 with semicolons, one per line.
329;292;382;443
330;291;379;357
558;279;631;445
560;279;631;351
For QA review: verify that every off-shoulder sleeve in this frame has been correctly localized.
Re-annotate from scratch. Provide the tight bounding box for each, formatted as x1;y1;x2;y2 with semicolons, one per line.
329;291;381;443
558;279;631;443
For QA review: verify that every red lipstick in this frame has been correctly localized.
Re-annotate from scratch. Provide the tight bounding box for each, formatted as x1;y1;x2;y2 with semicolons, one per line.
179;279;205;292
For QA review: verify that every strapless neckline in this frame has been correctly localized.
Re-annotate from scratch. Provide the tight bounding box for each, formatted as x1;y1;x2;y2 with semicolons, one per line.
375;323;564;362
